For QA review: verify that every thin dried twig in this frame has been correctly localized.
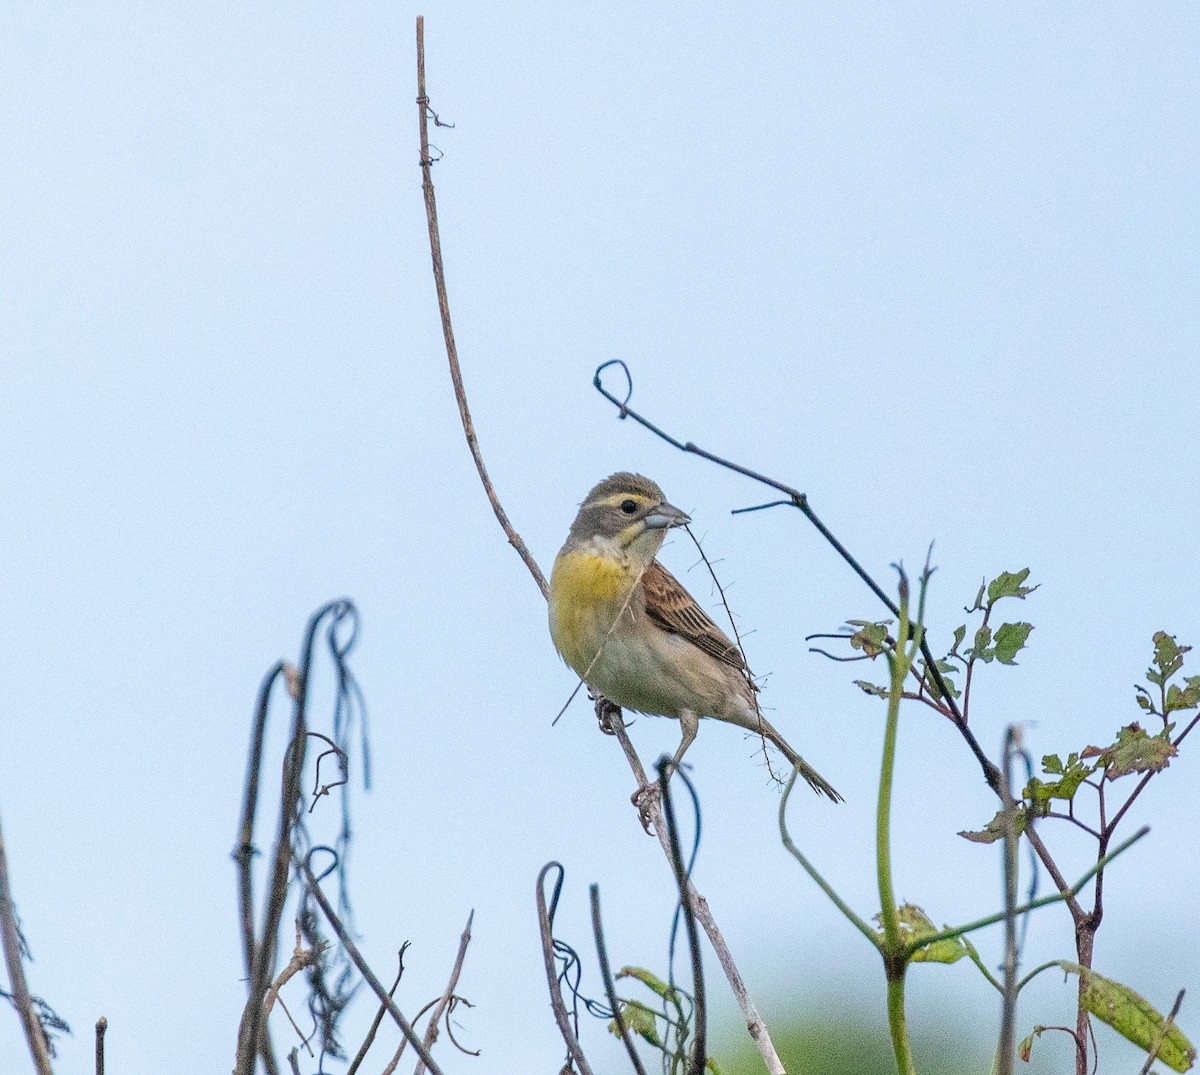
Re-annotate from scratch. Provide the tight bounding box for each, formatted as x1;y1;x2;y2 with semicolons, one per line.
416;16;547;596
299;857;444;1075
345;946;408;1075
609;715;785;1075
413;909;475;1075
416;17;785;1071
262;922;327;1050
0;811;54;1075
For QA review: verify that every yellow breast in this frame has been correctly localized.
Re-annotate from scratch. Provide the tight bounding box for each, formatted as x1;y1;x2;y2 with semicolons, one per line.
548;549;635;673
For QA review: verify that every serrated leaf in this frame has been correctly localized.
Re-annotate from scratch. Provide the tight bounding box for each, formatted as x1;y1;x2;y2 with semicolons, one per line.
971;625;994;663
959;806;1027;844
1082;723;1177;780
854;680;890;699
987;568;1035;605
1148;631;1188;687
1166;676;1200;714
1025;754;1094;803
993;622;1033;665
1059;963;1196;1073
850;622;890;658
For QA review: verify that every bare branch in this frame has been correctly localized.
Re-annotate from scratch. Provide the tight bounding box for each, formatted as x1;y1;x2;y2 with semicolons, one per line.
416;15;547;595
345;946;408;1075
413;909;475;1075
608;715;786;1075
262;921;327;1050
0;810;54;1075
298;856;445;1075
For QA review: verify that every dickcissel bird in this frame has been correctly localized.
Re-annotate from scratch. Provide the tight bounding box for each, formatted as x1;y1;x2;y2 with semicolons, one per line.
548;472;841;801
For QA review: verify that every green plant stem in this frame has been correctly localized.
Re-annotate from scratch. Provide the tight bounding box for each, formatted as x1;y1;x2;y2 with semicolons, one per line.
878;578;916;1075
779;774;879;946
886;970;916;1075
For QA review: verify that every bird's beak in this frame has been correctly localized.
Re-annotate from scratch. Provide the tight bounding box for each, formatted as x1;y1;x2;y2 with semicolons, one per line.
643;502;690;530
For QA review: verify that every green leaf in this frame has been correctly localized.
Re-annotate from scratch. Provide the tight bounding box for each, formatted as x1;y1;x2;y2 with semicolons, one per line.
1059;963;1196;1073
617;966;672;1000
1166;676;1200;714
987;568;1036;605
1082;723;1177;780
1018;1027;1049;1063
849;621;890;658
1148;631;1189;687
949;624;967;657
854;680;890;699
969;580;987;612
875;904;969;964
992;622;1033;665
610;999;663;1047
971;624;994;663
959;806;1027;844
920;661;960;701
1026;753;1095;804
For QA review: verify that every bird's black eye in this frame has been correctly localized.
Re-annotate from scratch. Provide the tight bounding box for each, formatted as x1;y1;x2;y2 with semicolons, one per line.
620;498;638;515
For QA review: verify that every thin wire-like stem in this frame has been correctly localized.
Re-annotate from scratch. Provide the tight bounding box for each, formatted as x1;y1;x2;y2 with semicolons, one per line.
298;857;444;1075
592;360;1005;794
416;16;547;595
535;863;595;1075
412;910;475;1075
657;759;706;1075
590;885;648;1075
0;812;54;1075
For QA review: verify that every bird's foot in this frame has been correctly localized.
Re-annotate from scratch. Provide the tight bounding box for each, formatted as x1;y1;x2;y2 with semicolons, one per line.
631;781;661;833
596;698;623;736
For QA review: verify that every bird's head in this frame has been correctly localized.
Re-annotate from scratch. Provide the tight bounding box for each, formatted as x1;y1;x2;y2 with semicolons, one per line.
564;472;690;565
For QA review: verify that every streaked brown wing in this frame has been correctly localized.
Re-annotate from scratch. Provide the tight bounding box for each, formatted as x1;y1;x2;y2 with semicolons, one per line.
642;560;747;673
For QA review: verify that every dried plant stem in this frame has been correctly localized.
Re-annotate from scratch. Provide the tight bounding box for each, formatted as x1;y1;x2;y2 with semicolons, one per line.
0;812;54;1075
608;715;786;1075
299;858;444;1075
416;16;547;596
345;949;407;1075
262;923;326;1031
416;15;785;1071
413;909;475;1075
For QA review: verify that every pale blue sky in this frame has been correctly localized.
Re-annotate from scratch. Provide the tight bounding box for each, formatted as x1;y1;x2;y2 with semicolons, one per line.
2;5;1199;1073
